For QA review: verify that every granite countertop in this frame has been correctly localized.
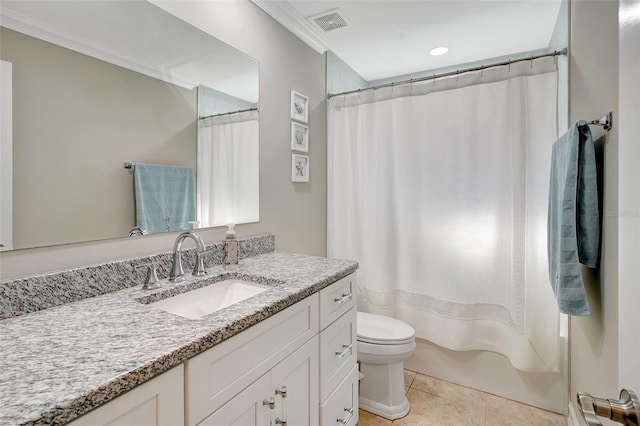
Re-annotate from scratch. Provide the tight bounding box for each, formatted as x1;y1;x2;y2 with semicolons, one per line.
0;252;358;426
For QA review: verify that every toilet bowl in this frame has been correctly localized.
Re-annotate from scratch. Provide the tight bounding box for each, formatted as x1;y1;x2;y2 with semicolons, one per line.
357;312;416;420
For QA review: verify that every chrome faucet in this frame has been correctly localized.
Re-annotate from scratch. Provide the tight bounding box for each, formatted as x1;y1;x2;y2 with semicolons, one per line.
169;231;210;282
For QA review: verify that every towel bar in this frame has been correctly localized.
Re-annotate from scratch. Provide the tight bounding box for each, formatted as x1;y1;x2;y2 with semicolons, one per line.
580;111;613;131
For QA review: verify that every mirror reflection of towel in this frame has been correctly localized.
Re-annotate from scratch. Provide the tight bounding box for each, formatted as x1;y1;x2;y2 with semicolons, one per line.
133;163;196;234
547;123;599;316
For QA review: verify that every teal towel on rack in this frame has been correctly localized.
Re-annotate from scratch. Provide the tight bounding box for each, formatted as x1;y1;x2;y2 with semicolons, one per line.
547;123;600;316
133;163;196;234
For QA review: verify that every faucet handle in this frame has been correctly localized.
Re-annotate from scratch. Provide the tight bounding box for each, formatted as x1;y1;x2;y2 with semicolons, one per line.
135;263;161;290
193;250;213;277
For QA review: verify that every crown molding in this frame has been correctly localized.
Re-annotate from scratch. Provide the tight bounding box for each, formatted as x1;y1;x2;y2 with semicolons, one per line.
251;0;329;54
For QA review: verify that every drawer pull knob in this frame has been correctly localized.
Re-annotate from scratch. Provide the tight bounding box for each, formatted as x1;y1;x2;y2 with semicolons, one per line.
275;386;287;398
262;398;275;409
275;417;287;426
335;344;353;358
334;293;352;304
337;407;354;424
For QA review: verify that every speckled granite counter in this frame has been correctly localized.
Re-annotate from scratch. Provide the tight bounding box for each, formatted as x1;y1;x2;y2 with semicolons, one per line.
0;252;358;426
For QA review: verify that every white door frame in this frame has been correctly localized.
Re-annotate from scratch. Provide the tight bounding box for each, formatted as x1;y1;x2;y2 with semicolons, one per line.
618;0;640;393
0;60;13;251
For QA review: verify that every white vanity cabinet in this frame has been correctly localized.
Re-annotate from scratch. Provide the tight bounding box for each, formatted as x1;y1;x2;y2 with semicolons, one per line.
319;273;358;426
68;365;184;426
186;294;319;426
199;336;318;426
187;272;358;426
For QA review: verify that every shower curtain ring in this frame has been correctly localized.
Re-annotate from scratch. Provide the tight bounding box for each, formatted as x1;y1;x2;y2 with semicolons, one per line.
508;61;511;73
456;71;459;82
530;56;534;68
433;74;436;86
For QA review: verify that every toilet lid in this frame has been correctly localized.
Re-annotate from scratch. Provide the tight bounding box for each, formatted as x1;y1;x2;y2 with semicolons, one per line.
357;312;415;345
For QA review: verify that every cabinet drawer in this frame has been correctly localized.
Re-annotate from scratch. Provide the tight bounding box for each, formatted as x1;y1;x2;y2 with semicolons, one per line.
320;365;359;426
320;273;356;329
320;307;357;401
186;294;319;426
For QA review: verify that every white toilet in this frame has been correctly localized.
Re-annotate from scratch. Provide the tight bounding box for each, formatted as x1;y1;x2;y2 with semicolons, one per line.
357;312;416;420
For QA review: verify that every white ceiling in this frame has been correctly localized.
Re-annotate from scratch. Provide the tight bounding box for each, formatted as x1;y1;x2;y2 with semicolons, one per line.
0;0;259;102
253;0;563;81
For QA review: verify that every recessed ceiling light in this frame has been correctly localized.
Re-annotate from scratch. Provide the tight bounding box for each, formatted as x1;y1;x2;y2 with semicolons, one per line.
430;46;449;56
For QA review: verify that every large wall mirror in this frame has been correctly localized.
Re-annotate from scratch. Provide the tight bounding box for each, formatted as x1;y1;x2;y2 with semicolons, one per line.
0;0;259;251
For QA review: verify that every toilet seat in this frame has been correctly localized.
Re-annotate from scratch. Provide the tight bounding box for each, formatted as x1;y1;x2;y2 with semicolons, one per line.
357;312;415;345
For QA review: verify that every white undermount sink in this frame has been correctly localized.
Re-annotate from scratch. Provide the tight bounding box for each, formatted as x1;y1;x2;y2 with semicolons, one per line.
148;279;271;320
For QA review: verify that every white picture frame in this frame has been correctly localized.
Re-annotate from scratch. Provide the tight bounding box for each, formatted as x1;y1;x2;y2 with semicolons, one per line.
291;154;310;182
291;122;309;152
290;90;309;123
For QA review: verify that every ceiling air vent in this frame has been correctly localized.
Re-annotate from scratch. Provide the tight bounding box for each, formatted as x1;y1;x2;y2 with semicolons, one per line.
311;10;348;32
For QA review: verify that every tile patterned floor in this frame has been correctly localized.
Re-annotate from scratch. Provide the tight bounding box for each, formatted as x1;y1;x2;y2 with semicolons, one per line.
357;370;567;426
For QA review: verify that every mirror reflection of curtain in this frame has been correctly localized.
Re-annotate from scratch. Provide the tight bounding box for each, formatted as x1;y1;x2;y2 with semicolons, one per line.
197;110;259;227
328;57;560;372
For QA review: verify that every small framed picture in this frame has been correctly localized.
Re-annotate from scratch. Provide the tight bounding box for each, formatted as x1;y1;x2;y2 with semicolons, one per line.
291;122;309;152
291;154;310;182
290;90;309;123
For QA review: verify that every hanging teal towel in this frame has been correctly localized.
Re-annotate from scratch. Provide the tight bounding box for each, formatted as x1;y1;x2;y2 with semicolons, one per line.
547;123;600;316
133;163;196;234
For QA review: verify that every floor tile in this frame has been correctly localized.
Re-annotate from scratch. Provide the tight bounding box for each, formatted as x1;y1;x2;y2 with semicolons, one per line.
404;369;417;388
357;408;392;426
485;394;566;426
357;372;567;426
411;373;488;405
393;388;486;426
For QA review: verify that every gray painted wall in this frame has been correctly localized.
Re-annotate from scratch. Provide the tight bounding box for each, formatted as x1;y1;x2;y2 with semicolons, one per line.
0;1;327;279
569;0;619;423
0;27;197;249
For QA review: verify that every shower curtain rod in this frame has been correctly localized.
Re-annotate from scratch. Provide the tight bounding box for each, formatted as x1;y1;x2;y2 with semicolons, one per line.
328;48;568;99
199;107;258;120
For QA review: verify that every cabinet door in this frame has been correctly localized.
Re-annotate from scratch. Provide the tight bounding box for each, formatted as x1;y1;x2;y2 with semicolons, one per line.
198;374;270;426
270;336;319;426
68;365;184;426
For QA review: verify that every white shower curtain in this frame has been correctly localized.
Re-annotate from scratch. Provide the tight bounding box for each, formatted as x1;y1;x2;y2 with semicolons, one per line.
328;57;561;372
198;110;259;227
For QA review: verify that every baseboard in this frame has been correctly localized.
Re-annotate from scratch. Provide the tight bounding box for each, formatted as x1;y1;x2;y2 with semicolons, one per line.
567;402;581;426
